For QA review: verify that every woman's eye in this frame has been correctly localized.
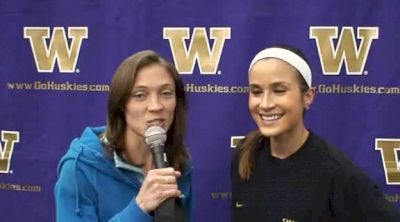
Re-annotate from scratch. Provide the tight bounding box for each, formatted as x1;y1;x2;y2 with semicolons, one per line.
250;89;262;95
274;87;287;93
161;90;174;97
132;92;146;99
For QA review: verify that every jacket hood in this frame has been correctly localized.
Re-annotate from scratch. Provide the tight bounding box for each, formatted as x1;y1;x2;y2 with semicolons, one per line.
57;126;114;175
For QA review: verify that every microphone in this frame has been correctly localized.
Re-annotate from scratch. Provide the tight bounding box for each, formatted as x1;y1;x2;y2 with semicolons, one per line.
144;126;177;222
145;126;168;168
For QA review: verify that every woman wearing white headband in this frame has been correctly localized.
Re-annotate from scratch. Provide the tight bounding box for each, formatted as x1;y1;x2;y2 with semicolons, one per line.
231;45;400;221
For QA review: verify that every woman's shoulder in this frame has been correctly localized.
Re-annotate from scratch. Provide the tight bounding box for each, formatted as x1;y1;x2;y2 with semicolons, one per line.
308;132;369;180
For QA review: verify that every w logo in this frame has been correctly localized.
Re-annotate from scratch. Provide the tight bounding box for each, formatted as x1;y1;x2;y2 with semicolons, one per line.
376;139;400;185
24;27;88;73
163;27;231;74
310;26;379;75
0;131;20;174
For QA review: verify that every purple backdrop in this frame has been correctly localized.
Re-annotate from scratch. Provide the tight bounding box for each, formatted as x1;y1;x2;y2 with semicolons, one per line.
1;0;399;221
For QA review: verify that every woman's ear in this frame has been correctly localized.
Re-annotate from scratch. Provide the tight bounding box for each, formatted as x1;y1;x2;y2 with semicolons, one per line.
304;87;315;110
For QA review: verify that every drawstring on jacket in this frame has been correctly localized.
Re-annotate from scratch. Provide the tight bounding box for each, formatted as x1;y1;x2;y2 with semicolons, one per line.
74;146;84;216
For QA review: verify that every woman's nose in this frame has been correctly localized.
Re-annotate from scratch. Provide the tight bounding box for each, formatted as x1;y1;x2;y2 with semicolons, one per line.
259;93;274;109
148;95;163;111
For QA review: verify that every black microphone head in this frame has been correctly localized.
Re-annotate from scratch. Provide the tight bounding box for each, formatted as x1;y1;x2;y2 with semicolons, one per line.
144;126;167;149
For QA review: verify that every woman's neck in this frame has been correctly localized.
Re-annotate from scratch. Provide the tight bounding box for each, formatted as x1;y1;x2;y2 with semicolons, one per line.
122;130;153;173
269;126;309;159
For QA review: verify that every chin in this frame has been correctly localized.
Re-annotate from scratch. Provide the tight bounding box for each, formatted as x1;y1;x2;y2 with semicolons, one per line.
258;127;281;138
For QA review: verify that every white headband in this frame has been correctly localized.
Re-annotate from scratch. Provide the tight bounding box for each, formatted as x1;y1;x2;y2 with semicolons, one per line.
248;47;312;87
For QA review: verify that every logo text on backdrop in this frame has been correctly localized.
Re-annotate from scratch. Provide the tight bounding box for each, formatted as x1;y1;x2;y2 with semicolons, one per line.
375;139;400;185
24;27;88;73
164;27;231;74
0;131;20;174
310;26;379;75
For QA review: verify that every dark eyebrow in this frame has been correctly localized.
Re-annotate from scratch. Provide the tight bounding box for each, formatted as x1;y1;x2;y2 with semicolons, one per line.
160;83;175;88
132;86;146;90
249;84;261;88
270;82;290;88
249;82;290;88
132;83;174;90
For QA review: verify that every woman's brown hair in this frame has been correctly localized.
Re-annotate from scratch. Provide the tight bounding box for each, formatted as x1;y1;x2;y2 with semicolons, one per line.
103;50;189;171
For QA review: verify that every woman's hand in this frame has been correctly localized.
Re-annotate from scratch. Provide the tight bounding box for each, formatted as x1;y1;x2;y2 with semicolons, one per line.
135;167;181;212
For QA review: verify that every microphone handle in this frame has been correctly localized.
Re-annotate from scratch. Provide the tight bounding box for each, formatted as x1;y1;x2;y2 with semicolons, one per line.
150;145;180;222
150;145;169;168
154;198;177;222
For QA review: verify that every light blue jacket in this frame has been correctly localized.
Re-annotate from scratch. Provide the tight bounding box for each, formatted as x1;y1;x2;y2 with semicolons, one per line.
54;126;193;222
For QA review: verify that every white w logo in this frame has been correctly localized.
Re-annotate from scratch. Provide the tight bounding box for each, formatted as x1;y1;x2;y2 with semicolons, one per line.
310;26;379;75
163;27;231;74
24;27;88;73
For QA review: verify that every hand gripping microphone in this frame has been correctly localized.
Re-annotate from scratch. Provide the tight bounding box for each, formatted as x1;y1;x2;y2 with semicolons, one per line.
145;126;180;222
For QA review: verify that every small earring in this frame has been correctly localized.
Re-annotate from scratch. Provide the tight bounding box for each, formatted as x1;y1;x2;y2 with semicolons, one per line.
305;105;310;110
